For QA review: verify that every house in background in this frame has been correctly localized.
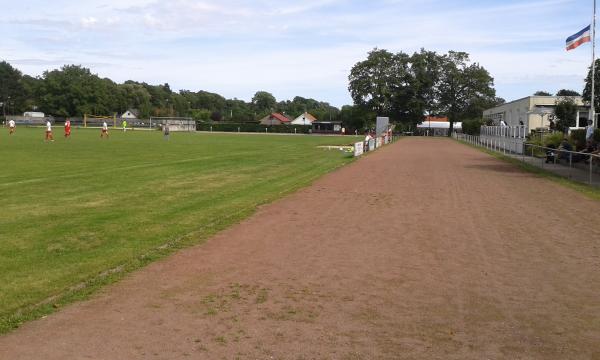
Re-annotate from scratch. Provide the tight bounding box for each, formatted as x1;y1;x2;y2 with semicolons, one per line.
259;113;292;125
120;109;139;119
290;112;317;125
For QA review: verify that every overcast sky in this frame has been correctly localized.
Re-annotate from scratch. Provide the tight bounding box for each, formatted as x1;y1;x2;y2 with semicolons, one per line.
0;0;595;107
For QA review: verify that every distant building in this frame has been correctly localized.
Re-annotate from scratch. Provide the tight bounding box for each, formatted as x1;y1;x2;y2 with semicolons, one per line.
23;111;45;118
482;96;589;130
120;110;138;119
417;116;462;136
312;121;342;134
259;113;292;125
290;112;317;125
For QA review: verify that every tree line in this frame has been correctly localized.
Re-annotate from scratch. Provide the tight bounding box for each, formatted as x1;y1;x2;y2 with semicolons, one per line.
0;61;342;125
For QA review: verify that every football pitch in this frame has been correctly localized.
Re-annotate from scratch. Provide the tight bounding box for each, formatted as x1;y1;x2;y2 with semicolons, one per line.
0;127;358;333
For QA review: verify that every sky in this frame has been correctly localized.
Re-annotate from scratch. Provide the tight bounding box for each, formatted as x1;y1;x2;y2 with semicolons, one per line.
0;0;596;107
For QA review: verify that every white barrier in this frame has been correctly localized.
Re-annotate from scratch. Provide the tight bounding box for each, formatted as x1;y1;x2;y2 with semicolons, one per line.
354;135;394;157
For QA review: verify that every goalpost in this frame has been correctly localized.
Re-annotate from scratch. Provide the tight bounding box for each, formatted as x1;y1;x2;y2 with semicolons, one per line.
149;117;195;132
84;114;117;128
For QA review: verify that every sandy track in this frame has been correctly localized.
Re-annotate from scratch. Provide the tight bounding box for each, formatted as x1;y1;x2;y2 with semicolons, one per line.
2;137;600;359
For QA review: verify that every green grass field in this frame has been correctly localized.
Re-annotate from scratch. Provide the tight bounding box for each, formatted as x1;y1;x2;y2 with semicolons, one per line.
0;126;358;333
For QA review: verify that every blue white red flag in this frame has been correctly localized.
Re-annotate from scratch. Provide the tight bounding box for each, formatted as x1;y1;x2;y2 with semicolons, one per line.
566;25;591;51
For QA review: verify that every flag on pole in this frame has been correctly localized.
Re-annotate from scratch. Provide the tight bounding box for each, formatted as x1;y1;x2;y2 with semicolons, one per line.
566;25;592;50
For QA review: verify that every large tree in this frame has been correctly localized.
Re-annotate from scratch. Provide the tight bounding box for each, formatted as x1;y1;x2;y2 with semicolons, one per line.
348;49;496;132
554;97;578;133
348;48;403;116
583;58;600;113
534;90;553;96
403;49;440;124
436;51;496;135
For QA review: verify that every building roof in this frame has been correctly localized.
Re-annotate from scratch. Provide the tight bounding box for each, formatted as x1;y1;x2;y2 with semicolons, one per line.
294;112;317;122
424;116;448;122
271;113;291;123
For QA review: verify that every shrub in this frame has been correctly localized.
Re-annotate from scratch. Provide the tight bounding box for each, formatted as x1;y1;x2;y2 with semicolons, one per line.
543;132;565;148
570;129;587;150
462;118;484;135
571;128;600;149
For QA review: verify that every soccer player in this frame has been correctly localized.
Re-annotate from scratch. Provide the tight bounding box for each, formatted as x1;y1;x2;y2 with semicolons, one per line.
45;120;54;142
122;119;127;132
101;121;109;139
64;119;71;138
8;119;16;135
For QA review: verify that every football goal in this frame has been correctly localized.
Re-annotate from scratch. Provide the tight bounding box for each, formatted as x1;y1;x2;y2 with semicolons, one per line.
84;114;117;128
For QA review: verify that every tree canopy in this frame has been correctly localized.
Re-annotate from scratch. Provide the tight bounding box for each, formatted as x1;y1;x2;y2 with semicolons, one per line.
583;59;600;113
348;48;498;134
556;89;580;97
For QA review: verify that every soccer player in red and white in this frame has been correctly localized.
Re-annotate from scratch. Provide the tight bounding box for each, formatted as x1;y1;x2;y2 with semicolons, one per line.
100;121;109;139
45;120;54;142
8;119;16;135
64;119;71;139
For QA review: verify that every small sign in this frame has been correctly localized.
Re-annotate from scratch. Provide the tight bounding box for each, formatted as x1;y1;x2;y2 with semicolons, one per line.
354;142;364;157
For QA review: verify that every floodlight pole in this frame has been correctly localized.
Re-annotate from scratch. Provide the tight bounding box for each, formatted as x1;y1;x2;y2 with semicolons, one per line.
592;0;597;128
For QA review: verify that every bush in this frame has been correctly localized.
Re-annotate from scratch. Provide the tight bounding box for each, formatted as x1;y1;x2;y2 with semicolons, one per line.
543;132;565;148
462;118;484;135
570;129;587;150
197;122;312;134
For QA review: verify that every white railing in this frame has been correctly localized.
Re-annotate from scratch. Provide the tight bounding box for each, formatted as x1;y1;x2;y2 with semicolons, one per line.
454;132;600;185
481;125;528;139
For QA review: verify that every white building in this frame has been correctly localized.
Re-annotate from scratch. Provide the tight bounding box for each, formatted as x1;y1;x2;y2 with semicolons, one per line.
23;111;45;118
483;96;589;130
120;110;138;119
416;116;461;136
290;112;317;125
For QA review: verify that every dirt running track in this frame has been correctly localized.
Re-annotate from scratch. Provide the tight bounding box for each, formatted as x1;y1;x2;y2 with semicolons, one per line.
2;138;600;359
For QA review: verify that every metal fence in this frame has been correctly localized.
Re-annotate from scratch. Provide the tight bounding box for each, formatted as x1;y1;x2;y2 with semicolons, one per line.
455;132;600;186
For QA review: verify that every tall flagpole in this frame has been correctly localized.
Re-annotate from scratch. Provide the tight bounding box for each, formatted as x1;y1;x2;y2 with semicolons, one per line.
592;0;597;128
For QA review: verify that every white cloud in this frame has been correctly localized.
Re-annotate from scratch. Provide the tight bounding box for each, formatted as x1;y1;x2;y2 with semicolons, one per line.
80;17;99;28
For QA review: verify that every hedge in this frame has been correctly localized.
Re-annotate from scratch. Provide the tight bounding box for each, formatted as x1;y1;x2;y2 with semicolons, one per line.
197;122;312;134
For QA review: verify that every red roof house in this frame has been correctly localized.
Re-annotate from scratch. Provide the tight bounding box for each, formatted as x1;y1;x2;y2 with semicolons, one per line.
259;113;292;125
